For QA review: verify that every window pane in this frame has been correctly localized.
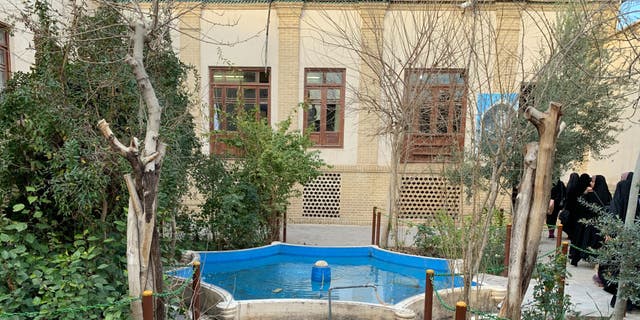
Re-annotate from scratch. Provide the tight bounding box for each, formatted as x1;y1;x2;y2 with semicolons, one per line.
214;71;243;83
212;104;221;130
326;104;340;132
327;89;341;100
244;103;255;114
0;31;6;45
326;72;343;84
243;72;256;83
259;71;270;83
244;88;256;99
259;88;269;99
306;72;322;84
259;103;268;119
226;104;237;131
453;89;464;102
453;104;463;132
308;89;321;101
226;88;238;99
0;49;5;65
455;72;465;84
436;73;451;85
307;104;321;132
437;104;448;133
438;90;450;102
419;106;431;133
408;72;420;85
213;88;223;101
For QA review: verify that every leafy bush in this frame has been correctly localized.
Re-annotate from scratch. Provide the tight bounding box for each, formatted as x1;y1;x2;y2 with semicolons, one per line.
522;253;576;320
413;209;507;274
0;194;128;319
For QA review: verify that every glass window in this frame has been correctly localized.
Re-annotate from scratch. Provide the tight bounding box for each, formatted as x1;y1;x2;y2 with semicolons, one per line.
405;68;467;162
304;69;346;147
209;67;271;155
306;72;323;84
326;72;343;84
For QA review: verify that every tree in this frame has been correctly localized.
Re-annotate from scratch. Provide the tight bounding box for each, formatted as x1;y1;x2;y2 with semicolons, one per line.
0;1;199;318
500;3;633;317
304;0;635;309
210;110;326;243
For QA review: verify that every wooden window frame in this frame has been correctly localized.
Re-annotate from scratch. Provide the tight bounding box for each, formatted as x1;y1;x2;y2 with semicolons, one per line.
303;68;346;148
0;23;11;91
404;68;467;162
209;67;270;155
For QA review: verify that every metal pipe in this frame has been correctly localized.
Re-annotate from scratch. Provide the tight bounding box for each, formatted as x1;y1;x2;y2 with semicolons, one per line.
328;284;378;320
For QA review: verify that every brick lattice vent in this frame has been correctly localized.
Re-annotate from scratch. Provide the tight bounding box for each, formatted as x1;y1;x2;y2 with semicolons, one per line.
302;173;341;218
398;176;461;219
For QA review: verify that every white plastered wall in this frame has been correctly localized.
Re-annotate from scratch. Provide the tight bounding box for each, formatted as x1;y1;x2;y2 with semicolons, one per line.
198;8;278;130
300;9;361;166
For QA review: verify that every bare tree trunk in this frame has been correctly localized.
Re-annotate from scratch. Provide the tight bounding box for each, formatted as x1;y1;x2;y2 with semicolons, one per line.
499;142;538;318
383;132;403;248
126;198;143;320
500;102;563;319
98;20;167;320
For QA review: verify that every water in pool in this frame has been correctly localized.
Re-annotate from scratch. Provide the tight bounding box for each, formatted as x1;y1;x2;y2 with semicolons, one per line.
199;253;457;304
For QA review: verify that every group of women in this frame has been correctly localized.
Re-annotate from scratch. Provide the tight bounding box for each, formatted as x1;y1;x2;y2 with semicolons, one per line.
551;173;612;266
548;172;638;310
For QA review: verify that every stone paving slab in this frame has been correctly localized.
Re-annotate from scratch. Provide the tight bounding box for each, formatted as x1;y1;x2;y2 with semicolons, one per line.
286;223;640;319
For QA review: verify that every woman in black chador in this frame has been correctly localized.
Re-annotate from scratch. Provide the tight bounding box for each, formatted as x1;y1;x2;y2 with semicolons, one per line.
562;172;581;240
568;173;594;266
599;172;639;311
571;175;612;266
547;179;566;238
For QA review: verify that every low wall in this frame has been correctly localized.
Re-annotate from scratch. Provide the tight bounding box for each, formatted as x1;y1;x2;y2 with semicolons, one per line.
203;282;506;320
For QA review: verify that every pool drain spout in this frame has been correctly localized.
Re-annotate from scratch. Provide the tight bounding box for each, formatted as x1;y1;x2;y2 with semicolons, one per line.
327;284;377;320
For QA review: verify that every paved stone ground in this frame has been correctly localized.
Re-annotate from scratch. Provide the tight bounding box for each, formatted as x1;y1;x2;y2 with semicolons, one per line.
286;223;640;319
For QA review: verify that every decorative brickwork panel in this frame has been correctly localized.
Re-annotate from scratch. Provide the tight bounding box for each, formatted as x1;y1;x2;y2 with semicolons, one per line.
302;173;341;218
398;176;460;219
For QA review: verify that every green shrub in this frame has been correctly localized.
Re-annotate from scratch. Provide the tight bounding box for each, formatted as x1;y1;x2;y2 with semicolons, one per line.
413;208;507;274
0;194;128;319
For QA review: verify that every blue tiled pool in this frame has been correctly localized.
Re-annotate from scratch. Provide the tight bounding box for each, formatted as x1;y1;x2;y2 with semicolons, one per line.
173;243;463;305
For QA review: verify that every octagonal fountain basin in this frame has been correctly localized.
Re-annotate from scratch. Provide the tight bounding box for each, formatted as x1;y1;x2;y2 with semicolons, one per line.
171;243;469;319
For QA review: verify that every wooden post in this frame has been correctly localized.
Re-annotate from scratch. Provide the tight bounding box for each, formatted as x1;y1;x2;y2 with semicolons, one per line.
424;269;434;320
556;224;563;249
142;290;153;320
502;224;512;276
559;241;569;298
192;261;201;320
283;211;287;243
455;301;467;320
375;210;382;246
372;207;377;245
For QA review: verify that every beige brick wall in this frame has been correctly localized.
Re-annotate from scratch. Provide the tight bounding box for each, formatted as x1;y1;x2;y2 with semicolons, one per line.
179;1;566;227
288;165;390;225
356;5;387;165
275;3;303;128
177;9;208;151
493;3;522;93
